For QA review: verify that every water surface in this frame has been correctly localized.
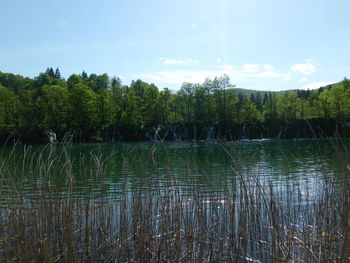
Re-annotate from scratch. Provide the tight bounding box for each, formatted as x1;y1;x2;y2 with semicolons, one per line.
2;138;348;204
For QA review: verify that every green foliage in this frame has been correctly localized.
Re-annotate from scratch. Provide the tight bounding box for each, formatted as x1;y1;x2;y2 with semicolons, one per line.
0;69;348;143
263;92;277;120
277;91;299;121
158;88;171;124
237;96;259;125
323;84;350;120
38;84;69;132
0;85;18;132
177;83;195;123
67;74;86;89
193;85;206;123
69;83;97;134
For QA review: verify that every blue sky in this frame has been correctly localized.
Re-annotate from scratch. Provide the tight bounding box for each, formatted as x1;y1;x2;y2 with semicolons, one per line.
1;0;349;91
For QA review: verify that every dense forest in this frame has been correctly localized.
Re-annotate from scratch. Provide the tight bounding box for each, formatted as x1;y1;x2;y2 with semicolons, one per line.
0;68;349;144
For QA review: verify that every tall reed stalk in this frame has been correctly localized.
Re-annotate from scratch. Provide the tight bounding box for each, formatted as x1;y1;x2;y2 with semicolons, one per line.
0;141;349;262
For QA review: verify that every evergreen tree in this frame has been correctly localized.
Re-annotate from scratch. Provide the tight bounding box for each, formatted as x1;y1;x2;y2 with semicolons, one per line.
46;67;55;78
263;93;268;105
81;71;88;79
250;94;255;103
255;92;263;111
54;68;61;79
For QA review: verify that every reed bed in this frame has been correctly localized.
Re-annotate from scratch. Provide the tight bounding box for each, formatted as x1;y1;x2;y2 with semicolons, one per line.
0;142;349;262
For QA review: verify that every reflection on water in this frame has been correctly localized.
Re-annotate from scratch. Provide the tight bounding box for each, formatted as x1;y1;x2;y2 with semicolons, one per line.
1;138;350;262
1;138;348;203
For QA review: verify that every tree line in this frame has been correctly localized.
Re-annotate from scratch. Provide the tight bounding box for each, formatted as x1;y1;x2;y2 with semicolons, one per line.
0;68;349;143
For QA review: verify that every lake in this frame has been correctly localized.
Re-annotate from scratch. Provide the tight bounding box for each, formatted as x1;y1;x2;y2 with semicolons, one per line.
1;138;347;200
1;138;349;262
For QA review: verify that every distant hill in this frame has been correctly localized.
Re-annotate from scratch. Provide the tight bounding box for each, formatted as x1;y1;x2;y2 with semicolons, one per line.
232;88;278;97
220;82;339;105
230;82;338;97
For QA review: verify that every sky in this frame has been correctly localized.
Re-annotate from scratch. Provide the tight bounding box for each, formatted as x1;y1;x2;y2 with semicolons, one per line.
1;0;349;91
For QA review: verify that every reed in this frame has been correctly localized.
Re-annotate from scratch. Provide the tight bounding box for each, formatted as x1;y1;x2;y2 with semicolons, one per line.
0;141;349;262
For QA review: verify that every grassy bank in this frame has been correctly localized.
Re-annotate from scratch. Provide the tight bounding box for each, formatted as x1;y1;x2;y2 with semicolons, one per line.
0;142;349;262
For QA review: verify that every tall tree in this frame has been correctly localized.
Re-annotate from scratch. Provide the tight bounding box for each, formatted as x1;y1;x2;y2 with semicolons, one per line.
88;73;109;93
46;67;55;78
110;77;125;128
179;83;194;123
81;71;88;79
158;88;171;125
0;85;19;133
69;83;97;139
277;91;299;120
218;74;233;125
54;68;61;79
202;78;214;123
237;96;259;125
38;84;69;132
263;92;278;120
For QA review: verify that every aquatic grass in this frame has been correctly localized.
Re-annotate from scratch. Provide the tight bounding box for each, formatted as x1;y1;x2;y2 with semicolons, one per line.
0;142;349;262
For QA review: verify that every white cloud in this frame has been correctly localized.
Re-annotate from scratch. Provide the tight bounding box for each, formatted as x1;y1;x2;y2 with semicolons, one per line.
238;64;290;80
216;59;222;63
140;70;219;85
191;24;197;28
262;64;275;72
282;74;292;81
291;63;316;75
298;77;308;83
242;64;259;73
221;64;234;71
299;81;335;90
139;64;291;86
160;57;199;66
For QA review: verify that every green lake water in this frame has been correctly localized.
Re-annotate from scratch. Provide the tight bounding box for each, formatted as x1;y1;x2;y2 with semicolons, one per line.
2;138;349;204
2;138;350;262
